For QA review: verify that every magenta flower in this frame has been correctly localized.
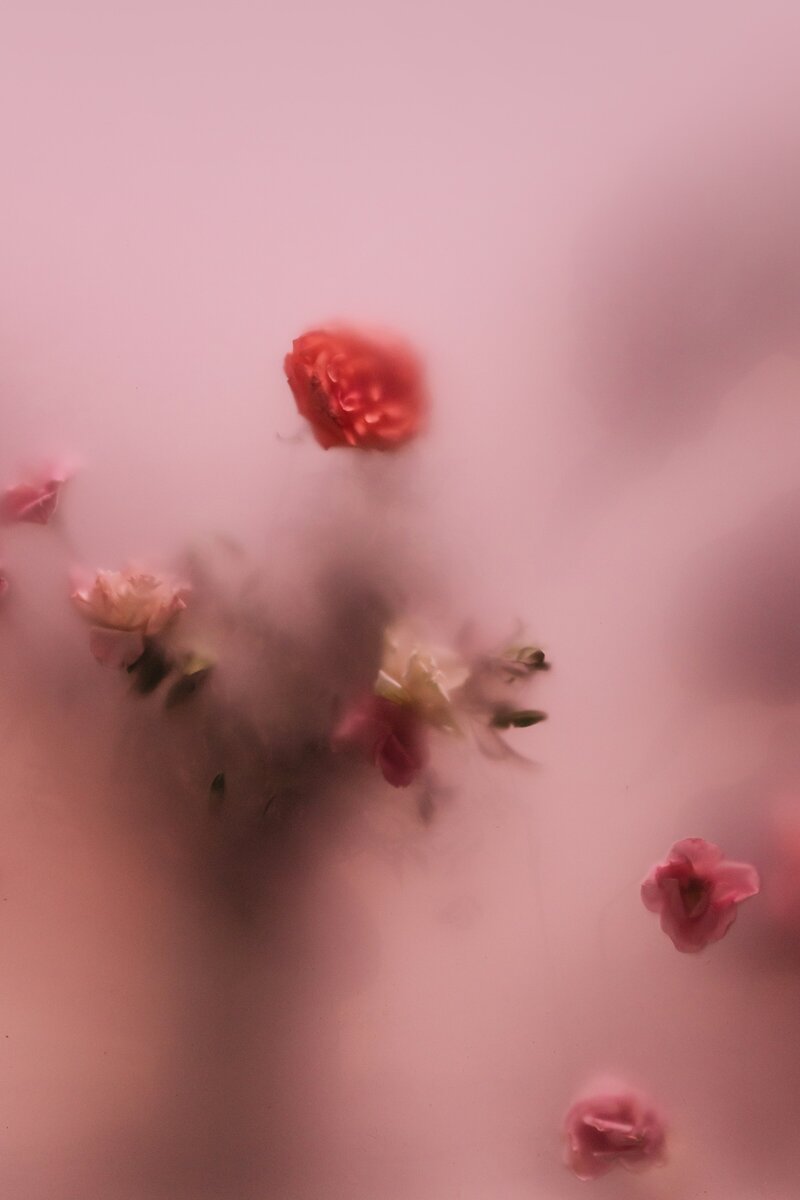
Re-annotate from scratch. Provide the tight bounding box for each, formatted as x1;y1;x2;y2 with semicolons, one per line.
2;474;66;525
563;1084;666;1180
641;837;759;952
332;694;428;788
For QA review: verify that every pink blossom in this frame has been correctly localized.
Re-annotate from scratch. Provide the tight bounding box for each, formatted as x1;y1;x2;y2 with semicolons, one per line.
641;837;759;952
2;475;65;525
332;694;427;788
87;627;146;669
563;1084;666;1180
72;569;187;667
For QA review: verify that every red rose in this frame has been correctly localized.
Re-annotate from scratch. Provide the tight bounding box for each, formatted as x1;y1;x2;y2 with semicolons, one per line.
284;327;427;450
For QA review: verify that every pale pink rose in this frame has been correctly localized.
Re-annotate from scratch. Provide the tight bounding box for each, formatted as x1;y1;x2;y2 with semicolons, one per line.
563;1084;666;1180
332;694;427;788
72;569;187;666
2;476;65;525
641;837;759;952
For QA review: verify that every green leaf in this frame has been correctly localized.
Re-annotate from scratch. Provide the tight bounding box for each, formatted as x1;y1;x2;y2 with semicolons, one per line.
491;707;548;729
164;656;214;708
511;646;548;670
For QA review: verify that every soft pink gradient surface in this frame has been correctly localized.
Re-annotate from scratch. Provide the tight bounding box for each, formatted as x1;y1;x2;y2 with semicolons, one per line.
3;2;800;1198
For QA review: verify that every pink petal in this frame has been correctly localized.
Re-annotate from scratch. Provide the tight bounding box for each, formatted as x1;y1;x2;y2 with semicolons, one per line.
332;694;427;786
661;899;738;952
375;730;422;788
88;627;145;669
640;871;663;912
711;860;761;905
2;479;63;525
669;837;723;872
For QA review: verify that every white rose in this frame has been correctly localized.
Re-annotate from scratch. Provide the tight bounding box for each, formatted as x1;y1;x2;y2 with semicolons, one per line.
374;623;469;732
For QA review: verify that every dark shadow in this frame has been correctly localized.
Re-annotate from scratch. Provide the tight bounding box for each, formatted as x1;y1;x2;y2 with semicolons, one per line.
671;489;800;704
571;141;800;456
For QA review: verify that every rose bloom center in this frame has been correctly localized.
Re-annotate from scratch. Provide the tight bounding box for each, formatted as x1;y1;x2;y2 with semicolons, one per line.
679;875;710;918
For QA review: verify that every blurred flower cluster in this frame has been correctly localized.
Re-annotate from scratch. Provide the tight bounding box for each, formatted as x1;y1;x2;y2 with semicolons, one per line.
332;622;549;788
5;320;773;1184
0;325;549;812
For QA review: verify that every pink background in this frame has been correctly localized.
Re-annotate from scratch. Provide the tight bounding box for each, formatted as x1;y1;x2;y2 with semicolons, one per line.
3;1;800;1197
